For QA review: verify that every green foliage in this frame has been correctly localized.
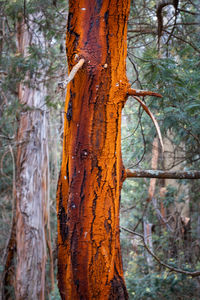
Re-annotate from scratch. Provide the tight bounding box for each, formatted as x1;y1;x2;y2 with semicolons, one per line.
164;185;177;207
0;0;66;297
126;270;197;300
142;53;200;149
121;0;200;299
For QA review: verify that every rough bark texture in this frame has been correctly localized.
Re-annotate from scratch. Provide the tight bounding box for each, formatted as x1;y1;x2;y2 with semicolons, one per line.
15;16;48;300
57;1;130;299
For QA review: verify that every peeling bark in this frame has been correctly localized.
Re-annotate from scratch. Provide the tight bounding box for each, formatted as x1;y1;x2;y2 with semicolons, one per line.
15;16;48;300
57;1;130;299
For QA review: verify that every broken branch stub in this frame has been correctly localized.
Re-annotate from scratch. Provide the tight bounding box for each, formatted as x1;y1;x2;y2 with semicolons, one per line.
127;88;162;98
57;58;85;92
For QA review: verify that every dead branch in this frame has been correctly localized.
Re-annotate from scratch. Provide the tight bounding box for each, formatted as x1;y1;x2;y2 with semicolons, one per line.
163;29;200;53
125;169;200;179
121;226;200;278
157;0;174;38
129;95;164;152
177;8;200;16
57;58;85;91
156;0;179;50
127;88;162;98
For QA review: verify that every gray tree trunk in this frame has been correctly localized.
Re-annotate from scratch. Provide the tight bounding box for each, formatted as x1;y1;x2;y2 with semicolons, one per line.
15;15;49;300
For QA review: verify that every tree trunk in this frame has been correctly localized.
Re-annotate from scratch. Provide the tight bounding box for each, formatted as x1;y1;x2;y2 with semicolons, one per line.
57;1;130;299
15;16;48;300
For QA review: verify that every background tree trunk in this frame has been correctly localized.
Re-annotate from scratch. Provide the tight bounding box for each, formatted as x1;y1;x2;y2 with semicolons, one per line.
57;1;130;299
15;15;49;300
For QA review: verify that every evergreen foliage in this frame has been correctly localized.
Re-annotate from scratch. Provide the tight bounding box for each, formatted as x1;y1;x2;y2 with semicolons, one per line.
0;0;66;297
121;0;200;299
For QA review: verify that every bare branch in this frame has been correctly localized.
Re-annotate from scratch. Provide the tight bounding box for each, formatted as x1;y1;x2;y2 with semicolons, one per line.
130;96;164;152
177;8;200;16
156;0;179;50
157;0;175;38
125;169;200;179
163;29;200;53
57;58;85;91
127;88;162;98
121;226;200;278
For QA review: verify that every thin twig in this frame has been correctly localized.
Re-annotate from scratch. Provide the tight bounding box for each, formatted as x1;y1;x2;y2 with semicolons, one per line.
177;8;200;16
163;29;200;53
131;96;164;152
121;226;200;277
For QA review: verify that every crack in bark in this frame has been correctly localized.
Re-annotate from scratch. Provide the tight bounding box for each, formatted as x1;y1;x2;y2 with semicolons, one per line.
67;97;73;122
95;0;103;13
67;12;80;59
109;265;129;300
70;224;78;275
97;165;102;187
85;16;96;47
79;169;87;216
58;183;69;244
69;166;76;189
112;162;117;187
90;191;98;240
66;159;69;183
88;70;95;104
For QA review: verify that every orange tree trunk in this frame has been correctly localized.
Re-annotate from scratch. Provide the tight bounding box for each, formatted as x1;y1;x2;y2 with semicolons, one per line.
57;1;130;299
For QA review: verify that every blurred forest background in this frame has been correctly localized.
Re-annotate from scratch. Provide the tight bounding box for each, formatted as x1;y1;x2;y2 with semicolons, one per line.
0;0;200;299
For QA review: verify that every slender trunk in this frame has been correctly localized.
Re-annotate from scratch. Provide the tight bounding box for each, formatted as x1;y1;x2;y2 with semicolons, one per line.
15;16;48;300
57;1;130;299
143;221;154;268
